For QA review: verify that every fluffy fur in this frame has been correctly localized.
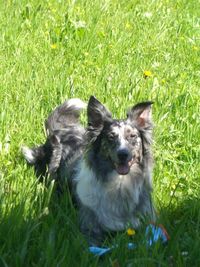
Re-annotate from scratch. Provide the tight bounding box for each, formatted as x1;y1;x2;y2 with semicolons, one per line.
22;96;155;245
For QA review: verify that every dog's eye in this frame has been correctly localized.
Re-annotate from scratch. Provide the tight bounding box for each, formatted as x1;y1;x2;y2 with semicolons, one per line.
130;134;137;139
126;133;137;142
108;133;118;141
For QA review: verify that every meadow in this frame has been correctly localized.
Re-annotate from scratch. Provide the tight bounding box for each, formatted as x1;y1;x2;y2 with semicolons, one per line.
0;0;199;266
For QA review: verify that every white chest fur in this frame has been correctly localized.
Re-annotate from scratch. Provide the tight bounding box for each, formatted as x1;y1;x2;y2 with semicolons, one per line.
75;160;144;231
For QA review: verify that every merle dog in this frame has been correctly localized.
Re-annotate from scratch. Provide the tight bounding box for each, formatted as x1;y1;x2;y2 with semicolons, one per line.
22;96;155;245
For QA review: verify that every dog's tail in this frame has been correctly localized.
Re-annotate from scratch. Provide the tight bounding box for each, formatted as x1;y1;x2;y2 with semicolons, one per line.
22;98;86;178
45;98;86;135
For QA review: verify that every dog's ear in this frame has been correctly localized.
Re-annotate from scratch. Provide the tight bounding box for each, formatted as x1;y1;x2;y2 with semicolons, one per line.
87;96;112;129
127;101;153;128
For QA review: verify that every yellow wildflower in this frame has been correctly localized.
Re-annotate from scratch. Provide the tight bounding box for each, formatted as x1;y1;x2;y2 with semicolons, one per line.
51;43;57;49
143;70;152;78
193;46;199;51
125;22;132;30
127;228;136;236
171;184;176;190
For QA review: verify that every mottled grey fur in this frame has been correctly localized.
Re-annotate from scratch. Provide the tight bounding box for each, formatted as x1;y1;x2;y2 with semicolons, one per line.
22;96;155;245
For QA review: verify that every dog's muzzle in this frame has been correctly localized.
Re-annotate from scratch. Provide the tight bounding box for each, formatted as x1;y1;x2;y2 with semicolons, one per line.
114;148;135;175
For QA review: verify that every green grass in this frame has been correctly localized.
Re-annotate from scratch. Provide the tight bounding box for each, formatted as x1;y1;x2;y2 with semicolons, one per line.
0;0;199;266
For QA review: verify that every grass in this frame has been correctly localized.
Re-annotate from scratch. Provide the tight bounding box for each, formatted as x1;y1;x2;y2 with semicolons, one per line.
0;0;199;266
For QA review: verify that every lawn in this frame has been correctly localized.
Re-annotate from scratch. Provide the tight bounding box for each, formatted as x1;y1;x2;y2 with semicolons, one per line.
0;0;199;266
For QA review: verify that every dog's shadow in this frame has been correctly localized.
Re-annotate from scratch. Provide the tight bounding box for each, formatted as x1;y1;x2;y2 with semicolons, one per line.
1;174;200;267
152;197;200;267
0;178;95;267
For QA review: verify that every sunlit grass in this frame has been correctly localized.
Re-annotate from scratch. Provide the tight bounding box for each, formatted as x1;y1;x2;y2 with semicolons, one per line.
0;0;199;266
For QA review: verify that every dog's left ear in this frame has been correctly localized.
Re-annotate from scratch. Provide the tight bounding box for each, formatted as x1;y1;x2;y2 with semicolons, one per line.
127;101;153;128
87;96;112;129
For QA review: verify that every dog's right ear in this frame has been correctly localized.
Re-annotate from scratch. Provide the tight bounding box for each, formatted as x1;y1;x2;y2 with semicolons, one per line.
127;101;153;129
87;96;112;129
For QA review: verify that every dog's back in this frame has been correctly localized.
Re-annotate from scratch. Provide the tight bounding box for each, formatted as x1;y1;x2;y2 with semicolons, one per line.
22;98;86;182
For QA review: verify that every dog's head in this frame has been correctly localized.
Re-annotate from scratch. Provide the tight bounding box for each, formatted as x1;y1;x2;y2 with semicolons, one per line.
86;96;153;176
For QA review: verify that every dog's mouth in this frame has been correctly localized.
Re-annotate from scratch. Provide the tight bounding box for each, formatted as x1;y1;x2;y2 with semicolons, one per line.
114;158;135;175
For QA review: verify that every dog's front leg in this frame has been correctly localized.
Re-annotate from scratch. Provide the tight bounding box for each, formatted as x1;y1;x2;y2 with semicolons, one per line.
79;206;106;246
136;188;156;222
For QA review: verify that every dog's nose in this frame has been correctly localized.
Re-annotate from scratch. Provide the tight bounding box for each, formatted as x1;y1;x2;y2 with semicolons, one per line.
117;148;130;162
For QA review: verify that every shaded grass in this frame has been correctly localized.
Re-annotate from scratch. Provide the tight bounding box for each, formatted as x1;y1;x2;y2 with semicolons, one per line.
0;0;199;266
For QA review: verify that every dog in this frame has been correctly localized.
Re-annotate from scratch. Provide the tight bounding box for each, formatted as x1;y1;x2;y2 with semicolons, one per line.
22;96;155;245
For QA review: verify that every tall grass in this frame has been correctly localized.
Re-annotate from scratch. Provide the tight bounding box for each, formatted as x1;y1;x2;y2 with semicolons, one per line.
0;0;199;266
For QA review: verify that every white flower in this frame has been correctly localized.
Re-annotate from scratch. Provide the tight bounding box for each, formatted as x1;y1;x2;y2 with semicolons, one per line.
143;12;153;18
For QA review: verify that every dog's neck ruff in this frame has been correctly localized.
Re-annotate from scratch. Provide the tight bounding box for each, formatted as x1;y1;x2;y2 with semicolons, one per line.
75;160;144;231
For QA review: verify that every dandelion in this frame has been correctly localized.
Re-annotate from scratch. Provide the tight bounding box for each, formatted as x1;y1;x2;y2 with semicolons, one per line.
51;43;57;49
193;46;199;51
171;184;176;190
143;70;152;78
127;228;136;236
125;22;132;30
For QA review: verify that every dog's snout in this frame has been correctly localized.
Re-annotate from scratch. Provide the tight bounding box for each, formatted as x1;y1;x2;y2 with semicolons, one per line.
117;148;130;162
